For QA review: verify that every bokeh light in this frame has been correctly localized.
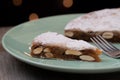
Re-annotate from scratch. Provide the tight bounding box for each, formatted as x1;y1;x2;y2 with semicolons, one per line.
29;13;39;21
63;0;73;8
12;0;22;6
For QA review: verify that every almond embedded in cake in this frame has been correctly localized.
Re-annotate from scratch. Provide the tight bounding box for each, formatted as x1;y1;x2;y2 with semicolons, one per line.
64;8;120;42
30;32;102;62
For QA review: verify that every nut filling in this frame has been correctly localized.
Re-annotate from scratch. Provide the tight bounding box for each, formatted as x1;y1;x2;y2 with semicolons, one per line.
31;46;101;62
65;30;120;42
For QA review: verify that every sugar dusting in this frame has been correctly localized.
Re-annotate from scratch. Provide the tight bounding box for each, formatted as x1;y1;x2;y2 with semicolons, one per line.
65;8;120;31
33;32;97;50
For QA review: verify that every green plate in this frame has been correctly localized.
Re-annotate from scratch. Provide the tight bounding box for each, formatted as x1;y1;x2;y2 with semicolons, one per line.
2;14;120;73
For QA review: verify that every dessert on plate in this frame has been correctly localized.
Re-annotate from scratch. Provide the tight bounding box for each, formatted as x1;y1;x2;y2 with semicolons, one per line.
64;8;120;42
30;32;102;62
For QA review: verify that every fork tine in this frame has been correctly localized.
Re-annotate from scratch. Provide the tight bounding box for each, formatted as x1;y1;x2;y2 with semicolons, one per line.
108;51;120;58
90;37;118;57
115;51;120;56
96;36;116;51
98;35;119;50
91;35;120;58
90;37;110;52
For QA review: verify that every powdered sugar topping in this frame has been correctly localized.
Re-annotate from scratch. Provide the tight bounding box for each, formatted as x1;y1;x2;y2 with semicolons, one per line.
65;8;120;31
33;32;97;50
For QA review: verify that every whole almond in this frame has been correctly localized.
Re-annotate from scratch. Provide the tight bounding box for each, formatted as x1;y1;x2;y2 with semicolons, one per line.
43;48;51;53
102;32;114;39
65;50;82;56
33;47;43;54
45;53;54;58
65;31;74;37
79;55;95;61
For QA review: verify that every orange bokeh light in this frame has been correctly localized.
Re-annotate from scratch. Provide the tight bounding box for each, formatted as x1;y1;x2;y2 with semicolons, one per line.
29;13;39;21
63;0;73;8
13;0;22;6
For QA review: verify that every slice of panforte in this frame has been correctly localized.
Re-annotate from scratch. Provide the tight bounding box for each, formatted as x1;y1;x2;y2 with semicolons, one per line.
30;32;102;62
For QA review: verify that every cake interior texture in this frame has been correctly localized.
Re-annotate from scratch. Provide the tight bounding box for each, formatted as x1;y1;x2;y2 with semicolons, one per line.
30;32;102;62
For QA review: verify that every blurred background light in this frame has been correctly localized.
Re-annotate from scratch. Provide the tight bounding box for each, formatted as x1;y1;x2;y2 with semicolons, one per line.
0;0;120;26
63;0;73;8
29;13;39;21
12;0;22;6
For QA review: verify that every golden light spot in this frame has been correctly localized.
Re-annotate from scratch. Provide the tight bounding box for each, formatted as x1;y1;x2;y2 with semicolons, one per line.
29;13;39;21
63;0;73;8
12;0;22;6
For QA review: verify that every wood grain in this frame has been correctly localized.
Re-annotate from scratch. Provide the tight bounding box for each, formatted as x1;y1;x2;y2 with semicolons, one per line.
1;27;120;80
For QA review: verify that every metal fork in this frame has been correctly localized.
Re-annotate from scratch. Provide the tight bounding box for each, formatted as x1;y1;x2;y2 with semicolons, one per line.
90;35;120;58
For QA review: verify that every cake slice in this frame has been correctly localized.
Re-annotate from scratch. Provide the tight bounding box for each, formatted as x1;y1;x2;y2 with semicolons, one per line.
64;8;120;42
30;32;102;62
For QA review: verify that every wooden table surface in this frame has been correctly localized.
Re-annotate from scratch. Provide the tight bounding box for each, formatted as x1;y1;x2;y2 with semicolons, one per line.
1;27;120;80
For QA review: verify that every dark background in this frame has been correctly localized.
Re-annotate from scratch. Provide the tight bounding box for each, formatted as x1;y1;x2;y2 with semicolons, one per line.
0;0;120;26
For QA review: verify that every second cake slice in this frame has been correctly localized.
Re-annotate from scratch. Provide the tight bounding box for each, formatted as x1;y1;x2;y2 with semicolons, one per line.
64;8;120;42
30;32;102;62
